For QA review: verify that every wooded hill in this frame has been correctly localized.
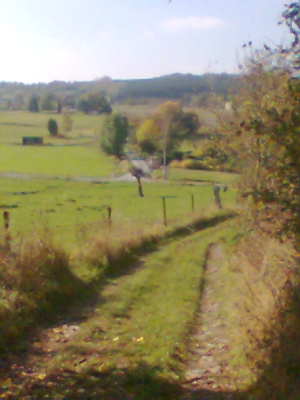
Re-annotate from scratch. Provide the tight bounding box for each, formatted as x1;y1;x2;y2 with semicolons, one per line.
114;73;238;101
0;73;238;111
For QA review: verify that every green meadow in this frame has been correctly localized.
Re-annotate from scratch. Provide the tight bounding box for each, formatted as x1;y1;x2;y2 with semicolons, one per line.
0;145;116;177
0;111;238;252
0;177;236;251
0;111;238;181
0;111;102;143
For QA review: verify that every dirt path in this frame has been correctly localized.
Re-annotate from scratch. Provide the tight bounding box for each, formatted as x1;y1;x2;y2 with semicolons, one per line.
0;171;152;183
182;244;244;399
0;171;210;186
1;227;243;399
0;299;99;394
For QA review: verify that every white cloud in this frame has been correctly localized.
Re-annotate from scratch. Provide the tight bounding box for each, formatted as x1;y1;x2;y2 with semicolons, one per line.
162;16;224;32
99;32;112;40
0;21;73;83
141;30;155;39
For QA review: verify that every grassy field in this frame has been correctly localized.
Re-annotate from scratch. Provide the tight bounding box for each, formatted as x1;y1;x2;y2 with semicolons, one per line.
0;111;103;144
0;177;236;252
0;110;238;253
0;111;118;177
0;111;238;252
0;145;116;177
0;110;229;180
154;168;239;185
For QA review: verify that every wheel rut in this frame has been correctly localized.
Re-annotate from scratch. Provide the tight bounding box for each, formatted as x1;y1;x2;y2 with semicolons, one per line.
182;243;245;399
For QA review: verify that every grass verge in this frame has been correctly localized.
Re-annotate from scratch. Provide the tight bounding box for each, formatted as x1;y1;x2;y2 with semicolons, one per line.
72;210;236;282
192;231;299;396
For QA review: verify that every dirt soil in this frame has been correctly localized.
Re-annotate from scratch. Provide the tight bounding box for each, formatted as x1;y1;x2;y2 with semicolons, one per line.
182;243;245;399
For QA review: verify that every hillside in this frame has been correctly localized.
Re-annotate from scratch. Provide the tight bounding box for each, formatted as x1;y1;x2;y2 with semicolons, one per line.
0;73;239;111
114;73;238;101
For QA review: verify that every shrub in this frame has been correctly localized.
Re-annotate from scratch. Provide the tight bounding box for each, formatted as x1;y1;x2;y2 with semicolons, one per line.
100;113;129;158
169;149;185;161
47;118;58;136
223;69;300;237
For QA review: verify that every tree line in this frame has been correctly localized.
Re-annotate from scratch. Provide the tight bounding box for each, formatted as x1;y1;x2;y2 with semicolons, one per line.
27;91;112;115
0;73;238;112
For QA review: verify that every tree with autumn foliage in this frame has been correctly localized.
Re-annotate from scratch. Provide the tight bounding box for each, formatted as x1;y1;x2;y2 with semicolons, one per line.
136;101;199;156
222;3;299;238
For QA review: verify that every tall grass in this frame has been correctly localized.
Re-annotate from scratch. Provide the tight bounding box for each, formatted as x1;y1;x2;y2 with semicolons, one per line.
219;230;299;395
72;210;235;280
0;234;87;352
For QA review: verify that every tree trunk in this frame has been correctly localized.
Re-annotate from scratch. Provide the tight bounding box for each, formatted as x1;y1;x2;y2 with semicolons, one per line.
137;177;144;197
213;185;222;209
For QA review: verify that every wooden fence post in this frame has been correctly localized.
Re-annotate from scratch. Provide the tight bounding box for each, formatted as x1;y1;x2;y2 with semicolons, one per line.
213;185;222;209
162;197;167;226
107;206;112;225
3;211;11;250
191;194;195;213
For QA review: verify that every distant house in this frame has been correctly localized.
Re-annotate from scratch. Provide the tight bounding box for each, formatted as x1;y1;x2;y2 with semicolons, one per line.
22;137;43;145
224;102;232;111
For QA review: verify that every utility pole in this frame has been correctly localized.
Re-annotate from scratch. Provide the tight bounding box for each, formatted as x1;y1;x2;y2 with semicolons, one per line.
163;148;167;181
163;117;171;181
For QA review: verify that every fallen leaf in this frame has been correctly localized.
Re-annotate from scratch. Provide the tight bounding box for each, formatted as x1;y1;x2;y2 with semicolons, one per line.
0;378;13;389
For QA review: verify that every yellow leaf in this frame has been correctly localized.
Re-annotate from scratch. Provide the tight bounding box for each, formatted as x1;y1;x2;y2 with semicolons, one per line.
0;378;13;388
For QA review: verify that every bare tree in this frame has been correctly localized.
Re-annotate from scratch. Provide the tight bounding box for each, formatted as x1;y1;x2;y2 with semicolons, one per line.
130;166;144;197
127;155;161;197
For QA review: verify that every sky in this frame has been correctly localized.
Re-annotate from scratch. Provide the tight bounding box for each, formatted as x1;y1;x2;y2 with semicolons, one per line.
0;0;292;83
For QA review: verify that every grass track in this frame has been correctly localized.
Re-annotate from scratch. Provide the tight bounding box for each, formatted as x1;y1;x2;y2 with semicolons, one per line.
1;220;235;399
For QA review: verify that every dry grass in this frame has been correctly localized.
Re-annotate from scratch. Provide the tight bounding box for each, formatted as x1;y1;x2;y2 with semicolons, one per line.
71;209;234;280
0;233;87;352
219;230;299;396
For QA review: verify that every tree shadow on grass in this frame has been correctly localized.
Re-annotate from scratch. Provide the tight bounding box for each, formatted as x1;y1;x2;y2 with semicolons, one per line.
0;265;98;363
246;286;300;400
3;280;298;399
103;212;236;279
21;349;299;399
5;323;299;400
16;284;299;400
15;362;246;400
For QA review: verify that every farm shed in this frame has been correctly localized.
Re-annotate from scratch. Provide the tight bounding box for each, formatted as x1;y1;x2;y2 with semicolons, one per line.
22;137;43;145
